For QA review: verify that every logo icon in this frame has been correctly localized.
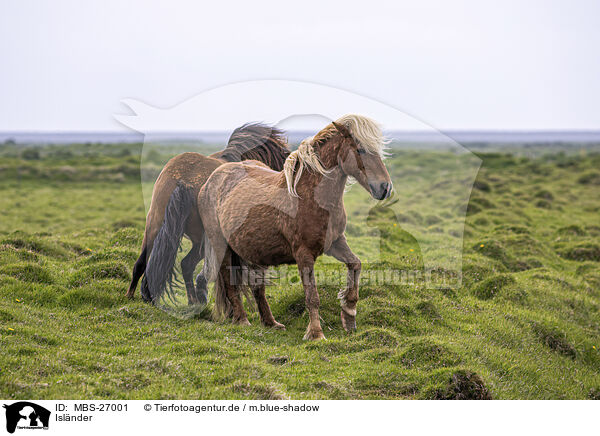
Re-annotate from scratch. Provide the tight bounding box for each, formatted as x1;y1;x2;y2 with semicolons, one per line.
3;402;50;434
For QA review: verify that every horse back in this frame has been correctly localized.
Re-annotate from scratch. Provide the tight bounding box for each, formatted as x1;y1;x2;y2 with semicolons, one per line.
145;153;222;245
198;162;296;266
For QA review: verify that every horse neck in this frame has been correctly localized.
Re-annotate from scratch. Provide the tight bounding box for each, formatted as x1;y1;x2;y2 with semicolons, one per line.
296;134;348;208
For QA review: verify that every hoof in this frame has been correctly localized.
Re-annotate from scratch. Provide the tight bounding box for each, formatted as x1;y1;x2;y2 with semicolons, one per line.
266;321;286;330
194;279;209;306
125;291;134;300
341;309;357;332
303;329;326;341
196;290;208;307
234;318;251;326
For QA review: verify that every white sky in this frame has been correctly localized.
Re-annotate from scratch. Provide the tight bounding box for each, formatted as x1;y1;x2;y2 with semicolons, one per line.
1;0;599;131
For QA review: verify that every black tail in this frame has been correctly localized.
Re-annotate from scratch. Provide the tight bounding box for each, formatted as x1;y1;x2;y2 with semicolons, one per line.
145;184;195;303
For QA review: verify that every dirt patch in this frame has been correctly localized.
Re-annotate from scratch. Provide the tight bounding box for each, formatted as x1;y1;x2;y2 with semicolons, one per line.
431;370;492;400
532;323;577;359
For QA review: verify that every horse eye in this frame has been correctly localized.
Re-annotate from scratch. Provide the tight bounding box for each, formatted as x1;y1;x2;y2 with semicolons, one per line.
357;148;366;155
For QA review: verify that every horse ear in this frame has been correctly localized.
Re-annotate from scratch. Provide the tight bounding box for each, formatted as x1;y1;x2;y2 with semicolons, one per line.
332;121;352;139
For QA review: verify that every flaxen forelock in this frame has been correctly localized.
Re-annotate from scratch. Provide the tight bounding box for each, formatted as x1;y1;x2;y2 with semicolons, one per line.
283;114;389;197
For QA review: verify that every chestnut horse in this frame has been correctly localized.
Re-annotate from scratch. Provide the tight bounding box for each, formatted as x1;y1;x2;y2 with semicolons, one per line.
126;123;289;305
195;115;392;340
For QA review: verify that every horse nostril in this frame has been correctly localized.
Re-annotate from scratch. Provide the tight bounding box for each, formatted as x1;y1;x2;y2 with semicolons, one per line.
369;182;392;200
380;182;388;197
380;182;392;198
369;182;391;200
368;182;378;196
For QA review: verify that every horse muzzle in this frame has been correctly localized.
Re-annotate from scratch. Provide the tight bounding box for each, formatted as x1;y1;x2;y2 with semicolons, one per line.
369;181;392;200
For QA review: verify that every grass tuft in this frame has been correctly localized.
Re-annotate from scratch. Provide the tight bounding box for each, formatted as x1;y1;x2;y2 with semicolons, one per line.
532;322;577;359
0;263;54;284
559;243;600;262
425;369;492;400
473;274;515;300
68;261;131;286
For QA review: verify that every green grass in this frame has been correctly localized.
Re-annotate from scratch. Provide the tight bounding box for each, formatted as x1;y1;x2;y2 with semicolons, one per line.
0;142;599;399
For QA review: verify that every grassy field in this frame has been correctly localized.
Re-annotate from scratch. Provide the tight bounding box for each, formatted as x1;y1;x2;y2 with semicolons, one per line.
1;141;599;399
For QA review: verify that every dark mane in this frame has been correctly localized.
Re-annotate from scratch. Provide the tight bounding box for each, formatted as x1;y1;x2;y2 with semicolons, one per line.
217;123;290;171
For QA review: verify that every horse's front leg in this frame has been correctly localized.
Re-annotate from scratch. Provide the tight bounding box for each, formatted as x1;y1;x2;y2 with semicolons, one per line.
326;235;361;332
295;247;325;340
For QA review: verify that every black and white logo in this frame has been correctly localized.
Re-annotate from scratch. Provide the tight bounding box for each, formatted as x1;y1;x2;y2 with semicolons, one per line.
3;402;50;434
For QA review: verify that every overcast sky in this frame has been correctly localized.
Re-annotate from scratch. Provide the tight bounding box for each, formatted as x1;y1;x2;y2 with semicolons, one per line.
1;0;599;131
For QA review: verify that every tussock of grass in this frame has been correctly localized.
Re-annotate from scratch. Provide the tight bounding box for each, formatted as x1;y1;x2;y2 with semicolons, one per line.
532;323;577;359
80;247;139;265
232;382;288;400
534;189;554;201
424;369;492;400
0;244;40;262
558;243;600;262
58;280;127;309
473;180;491;192
576;263;597;277
589;389;600;400
535;199;552;209
355;327;400;348
109;228;143;247
557;224;587;237
494;224;530;234
0;263;54;284
469;196;496;210
577;171;600;185
396;338;460;369
415;300;442;320
68;261;131;286
473;274;515;300
1;233;68;258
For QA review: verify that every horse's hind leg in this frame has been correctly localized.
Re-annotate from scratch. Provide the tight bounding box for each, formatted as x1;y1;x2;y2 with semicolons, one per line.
195;269;208;304
220;250;250;325
181;242;204;305
193;236;211;305
295;247;325;340
126;245;148;299
250;271;285;329
140;276;152;302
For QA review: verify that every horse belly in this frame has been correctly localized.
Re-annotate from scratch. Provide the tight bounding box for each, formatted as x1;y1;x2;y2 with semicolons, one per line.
227;227;293;266
219;205;294;266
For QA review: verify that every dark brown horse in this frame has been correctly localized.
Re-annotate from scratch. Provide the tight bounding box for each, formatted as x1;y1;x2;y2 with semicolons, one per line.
126;123;289;305
192;115;392;340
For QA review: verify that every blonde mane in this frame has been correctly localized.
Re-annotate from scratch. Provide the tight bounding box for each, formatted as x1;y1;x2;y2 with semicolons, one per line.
283;136;330;197
283;114;389;197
